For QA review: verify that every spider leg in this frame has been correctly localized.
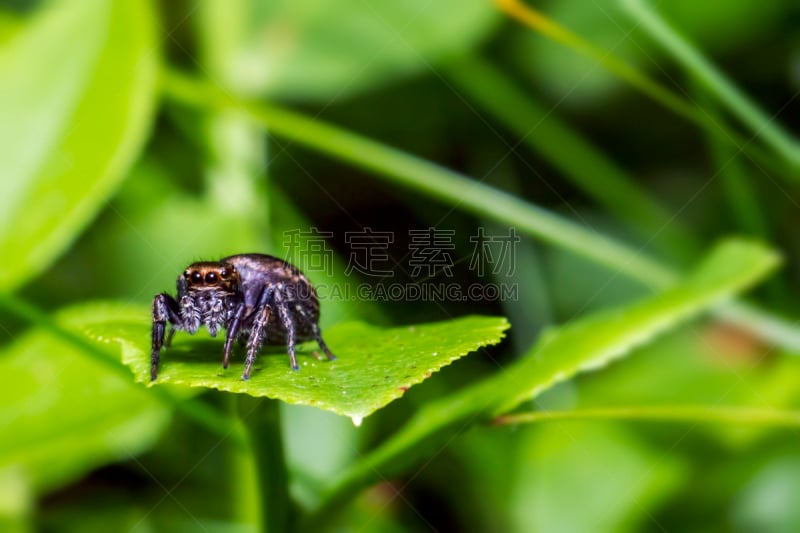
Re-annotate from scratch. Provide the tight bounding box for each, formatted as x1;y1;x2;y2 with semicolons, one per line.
222;303;245;369
311;322;336;361
243;285;274;380
276;290;299;371
151;293;181;381
165;327;176;347
295;304;336;361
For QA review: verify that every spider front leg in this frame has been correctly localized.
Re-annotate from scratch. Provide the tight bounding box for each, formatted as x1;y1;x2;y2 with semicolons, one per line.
151;293;181;381
222;303;245;369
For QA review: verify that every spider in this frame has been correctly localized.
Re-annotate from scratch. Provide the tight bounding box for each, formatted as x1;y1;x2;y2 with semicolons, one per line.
150;253;336;381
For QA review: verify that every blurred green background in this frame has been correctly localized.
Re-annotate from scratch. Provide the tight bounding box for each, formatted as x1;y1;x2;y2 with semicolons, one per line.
1;0;800;531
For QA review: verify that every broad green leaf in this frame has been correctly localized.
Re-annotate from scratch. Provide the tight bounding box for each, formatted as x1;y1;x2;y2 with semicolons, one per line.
306;238;779;525
0;0;158;291
108;316;508;423
0;304;170;494
196;0;498;101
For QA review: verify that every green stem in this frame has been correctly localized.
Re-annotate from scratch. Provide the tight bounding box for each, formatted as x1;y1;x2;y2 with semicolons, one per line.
196;0;271;249
492;406;800;427
224;395;261;527
160;69;800;352
239;397;292;533
0;292;246;447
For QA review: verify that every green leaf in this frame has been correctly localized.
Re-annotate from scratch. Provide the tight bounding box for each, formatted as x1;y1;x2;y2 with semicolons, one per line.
0;0;158;291
305;238;779;525
0;304;171;494
102;315;509;423
490;239;780;415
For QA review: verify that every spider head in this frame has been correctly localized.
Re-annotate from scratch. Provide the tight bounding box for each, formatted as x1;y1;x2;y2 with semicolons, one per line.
176;261;241;336
181;261;241;296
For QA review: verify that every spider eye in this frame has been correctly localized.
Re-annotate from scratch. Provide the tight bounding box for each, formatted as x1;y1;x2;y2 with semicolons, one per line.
220;268;229;279
190;271;203;284
206;272;219;284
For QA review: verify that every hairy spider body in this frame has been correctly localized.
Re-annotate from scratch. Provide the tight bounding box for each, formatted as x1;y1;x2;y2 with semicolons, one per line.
151;254;335;381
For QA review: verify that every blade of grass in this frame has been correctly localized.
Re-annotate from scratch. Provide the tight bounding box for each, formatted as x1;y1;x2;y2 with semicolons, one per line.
0;292;246;447
223;395;261;527
494;0;696;122
493;406;800;427
621;0;800;170
494;0;792;179
160;69;800;352
444;54;695;258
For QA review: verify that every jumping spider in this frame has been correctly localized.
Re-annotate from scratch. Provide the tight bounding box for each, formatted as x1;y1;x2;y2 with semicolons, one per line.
151;254;336;381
